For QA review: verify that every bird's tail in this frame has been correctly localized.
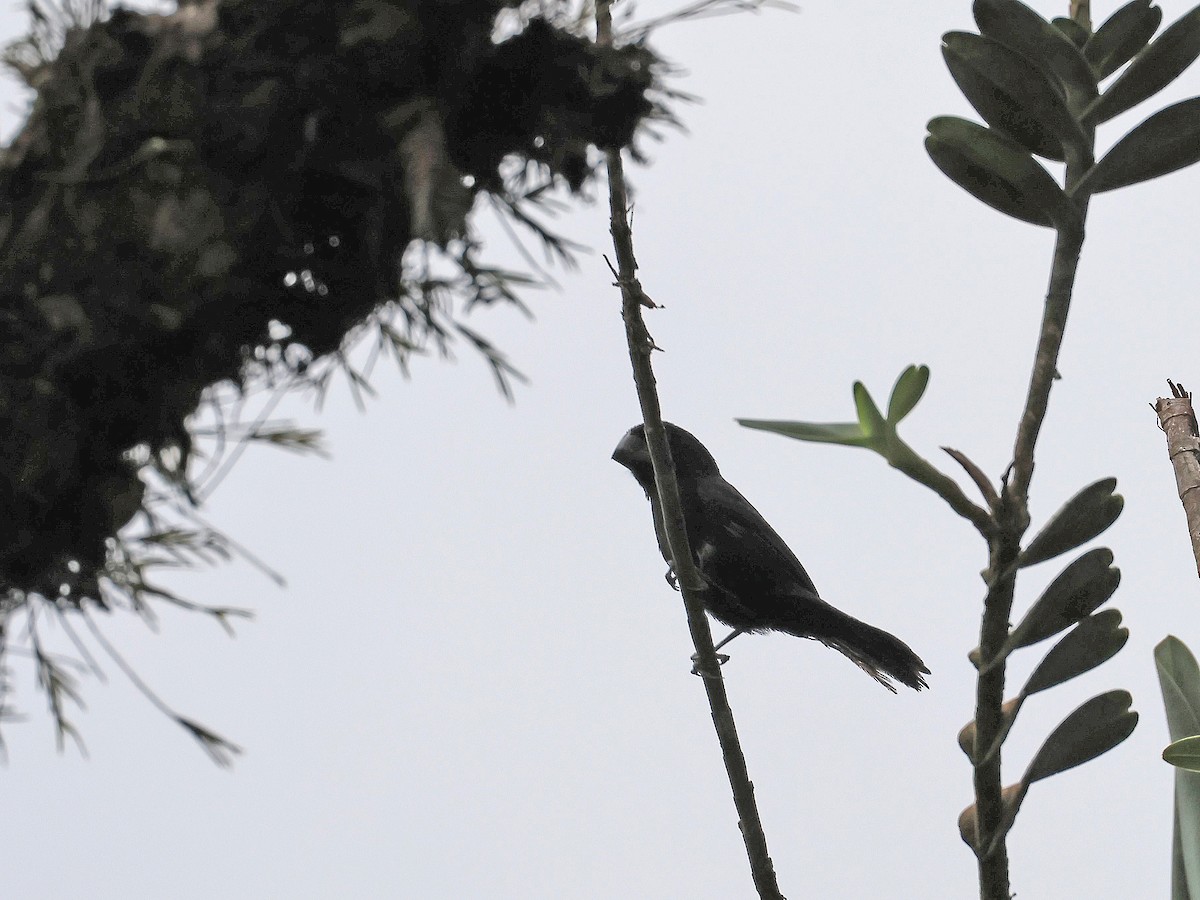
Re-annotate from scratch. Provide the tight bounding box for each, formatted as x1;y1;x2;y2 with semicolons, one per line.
783;604;930;693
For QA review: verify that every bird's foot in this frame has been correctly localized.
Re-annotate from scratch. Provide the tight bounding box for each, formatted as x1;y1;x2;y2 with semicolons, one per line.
690;651;730;678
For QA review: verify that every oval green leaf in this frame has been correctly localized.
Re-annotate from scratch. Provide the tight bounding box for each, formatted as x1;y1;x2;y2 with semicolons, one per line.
1009;547;1120;650
886;365;930;425
925;117;1074;228
1024;690;1137;784
974;0;1099;104
1165;735;1200;772
1082;5;1200;125
853;382;886;438
942;32;1084;161
1056;17;1094;49
1076;96;1200;194
1019;477;1123;567
1022;609;1129;695
1085;0;1164;80
1053;17;1091;49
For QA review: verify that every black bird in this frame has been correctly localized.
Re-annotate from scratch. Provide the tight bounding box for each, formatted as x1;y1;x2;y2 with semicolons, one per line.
612;422;929;692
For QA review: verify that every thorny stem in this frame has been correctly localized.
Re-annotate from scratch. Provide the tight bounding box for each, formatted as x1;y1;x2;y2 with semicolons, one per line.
597;4;785;898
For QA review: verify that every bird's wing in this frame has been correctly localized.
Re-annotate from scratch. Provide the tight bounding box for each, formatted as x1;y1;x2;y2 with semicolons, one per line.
688;474;823;603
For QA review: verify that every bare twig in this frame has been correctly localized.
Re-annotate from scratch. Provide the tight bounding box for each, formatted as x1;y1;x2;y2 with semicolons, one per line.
80;609;242;766
622;0;795;42
1154;381;1200;579
597;3;784;897
942;446;1000;508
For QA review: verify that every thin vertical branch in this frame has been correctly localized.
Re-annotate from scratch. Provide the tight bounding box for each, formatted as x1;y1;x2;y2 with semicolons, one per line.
973;232;1082;898
977;142;1091;893
1006;225;1085;512
976;33;1095;882
596;4;784;898
971;534;1019;899
973;227;1085;900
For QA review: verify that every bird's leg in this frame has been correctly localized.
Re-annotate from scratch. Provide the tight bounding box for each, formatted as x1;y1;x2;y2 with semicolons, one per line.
690;629;741;676
712;629;745;653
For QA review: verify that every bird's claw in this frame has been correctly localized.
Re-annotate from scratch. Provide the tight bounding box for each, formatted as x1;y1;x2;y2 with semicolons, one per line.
690;650;730;677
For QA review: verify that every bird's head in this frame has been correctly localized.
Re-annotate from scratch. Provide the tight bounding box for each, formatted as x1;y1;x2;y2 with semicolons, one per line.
612;421;721;492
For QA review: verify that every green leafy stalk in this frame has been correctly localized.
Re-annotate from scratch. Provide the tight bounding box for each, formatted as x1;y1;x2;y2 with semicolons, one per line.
755;2;1200;896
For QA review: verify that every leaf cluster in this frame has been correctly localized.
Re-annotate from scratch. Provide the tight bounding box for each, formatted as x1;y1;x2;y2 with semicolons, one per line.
928;0;1200;226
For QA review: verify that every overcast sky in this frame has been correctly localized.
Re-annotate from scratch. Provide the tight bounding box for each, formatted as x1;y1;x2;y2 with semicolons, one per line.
5;2;1200;898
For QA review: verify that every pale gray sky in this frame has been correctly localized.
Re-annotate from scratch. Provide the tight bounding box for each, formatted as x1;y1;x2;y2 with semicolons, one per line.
3;2;1198;898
